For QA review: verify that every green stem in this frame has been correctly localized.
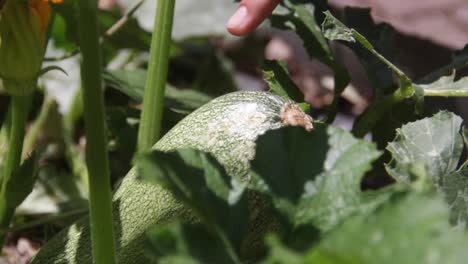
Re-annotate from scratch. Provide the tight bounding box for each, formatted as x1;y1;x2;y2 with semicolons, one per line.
77;0;116;263
423;90;468;97
137;0;176;151
0;95;30;249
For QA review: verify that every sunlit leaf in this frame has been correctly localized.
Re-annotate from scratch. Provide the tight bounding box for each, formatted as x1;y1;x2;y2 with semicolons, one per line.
386;111;464;184
386;111;468;227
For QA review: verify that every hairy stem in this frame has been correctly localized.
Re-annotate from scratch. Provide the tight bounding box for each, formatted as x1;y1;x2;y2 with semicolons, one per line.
137;0;176;151
77;0;116;263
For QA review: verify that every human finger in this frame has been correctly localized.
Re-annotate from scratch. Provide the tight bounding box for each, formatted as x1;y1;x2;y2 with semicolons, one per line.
226;0;281;36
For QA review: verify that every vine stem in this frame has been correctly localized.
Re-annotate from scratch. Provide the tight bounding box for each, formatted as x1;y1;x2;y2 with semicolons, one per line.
77;0;117;263
0;95;30;249
137;0;176;151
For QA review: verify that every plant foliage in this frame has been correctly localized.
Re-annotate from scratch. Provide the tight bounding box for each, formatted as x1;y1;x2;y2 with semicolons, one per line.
2;0;468;263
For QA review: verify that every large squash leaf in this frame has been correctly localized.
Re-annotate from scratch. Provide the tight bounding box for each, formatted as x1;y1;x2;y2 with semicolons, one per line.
386;111;468;227
386;111;464;184
304;191;468;264
250;124;382;231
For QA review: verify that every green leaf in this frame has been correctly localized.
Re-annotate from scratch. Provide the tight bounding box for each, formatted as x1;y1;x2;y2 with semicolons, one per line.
386;111;468;227
50;2;79;52
322;11;413;97
321;12;354;42
103;70;145;101
137;149;249;252
4;152;38;208
106;107;139;177
416;72;468;97
341;9;416;138
270;1;349;122
307;191;468;264
272;2;332;65
261;60;304;102
440;167;468;227
251;124;381;231
103;69;213;113
386;111;464;184
37;66;68;78
145;222;235;264
342;8;396;92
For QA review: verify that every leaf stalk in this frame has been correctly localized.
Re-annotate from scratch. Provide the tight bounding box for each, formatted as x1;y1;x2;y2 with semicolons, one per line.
137;0;176;151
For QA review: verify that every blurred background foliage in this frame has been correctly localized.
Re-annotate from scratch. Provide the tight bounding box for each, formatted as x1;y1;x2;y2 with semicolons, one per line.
1;0;468;262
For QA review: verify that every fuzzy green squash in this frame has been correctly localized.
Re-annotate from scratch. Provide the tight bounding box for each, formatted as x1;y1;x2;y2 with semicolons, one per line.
31;91;312;263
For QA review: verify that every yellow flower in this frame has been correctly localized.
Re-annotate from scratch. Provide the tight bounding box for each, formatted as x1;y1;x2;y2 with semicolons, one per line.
0;0;62;95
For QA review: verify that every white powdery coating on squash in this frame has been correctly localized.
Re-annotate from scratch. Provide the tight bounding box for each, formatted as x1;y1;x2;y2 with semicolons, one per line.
205;102;268;164
155;91;288;178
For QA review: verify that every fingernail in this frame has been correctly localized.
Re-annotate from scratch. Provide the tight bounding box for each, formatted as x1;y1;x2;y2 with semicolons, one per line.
227;5;248;29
